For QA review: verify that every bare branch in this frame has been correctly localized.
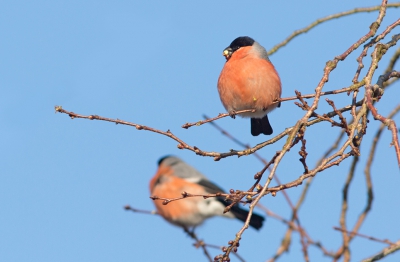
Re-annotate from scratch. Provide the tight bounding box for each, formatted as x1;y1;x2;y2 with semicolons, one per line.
362;240;400;262
268;2;400;55
333;227;395;245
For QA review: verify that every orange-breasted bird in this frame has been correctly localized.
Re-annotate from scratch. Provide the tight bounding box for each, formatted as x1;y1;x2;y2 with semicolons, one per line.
217;36;282;136
149;156;265;230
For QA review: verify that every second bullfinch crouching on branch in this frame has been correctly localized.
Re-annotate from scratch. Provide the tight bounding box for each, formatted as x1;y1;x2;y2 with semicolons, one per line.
149;156;265;230
217;36;282;136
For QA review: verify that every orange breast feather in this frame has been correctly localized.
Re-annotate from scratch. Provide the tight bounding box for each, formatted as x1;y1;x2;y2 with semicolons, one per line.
150;166;205;224
218;47;281;114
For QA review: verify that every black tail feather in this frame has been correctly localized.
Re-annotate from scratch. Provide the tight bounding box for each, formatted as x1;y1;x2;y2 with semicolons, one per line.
251;115;273;136
217;198;265;230
229;205;265;230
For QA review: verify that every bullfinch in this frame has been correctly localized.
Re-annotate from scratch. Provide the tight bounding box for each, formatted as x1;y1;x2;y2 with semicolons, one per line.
149;156;265;230
217;36;282;136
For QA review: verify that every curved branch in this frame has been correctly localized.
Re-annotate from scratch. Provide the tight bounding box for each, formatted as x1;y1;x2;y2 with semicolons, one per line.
268;2;400;56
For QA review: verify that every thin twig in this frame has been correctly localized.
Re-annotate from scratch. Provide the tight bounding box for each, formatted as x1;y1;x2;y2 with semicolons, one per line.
124;205;158;215
182;109;256;129
268;2;400;55
362;240;400;262
184;227;213;262
333;227;395;245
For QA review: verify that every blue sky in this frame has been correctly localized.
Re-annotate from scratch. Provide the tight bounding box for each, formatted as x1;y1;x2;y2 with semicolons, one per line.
1;1;399;261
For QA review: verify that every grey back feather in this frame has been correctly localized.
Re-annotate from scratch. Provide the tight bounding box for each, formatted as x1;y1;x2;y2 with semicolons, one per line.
252;41;270;62
159;156;208;183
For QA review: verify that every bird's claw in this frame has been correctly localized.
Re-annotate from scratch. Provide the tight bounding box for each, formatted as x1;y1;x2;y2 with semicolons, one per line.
229;111;237;119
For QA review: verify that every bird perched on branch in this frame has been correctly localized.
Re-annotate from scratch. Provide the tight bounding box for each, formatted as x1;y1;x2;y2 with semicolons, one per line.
217;36;282;136
149;156;265;230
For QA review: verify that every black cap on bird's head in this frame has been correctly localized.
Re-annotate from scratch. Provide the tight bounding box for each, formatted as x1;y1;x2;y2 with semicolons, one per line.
229;36;255;49
223;36;255;60
157;155;170;166
157;155;181;167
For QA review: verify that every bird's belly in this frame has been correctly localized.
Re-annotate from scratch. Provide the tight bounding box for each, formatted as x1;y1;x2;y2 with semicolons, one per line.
218;53;281;120
221;83;279;118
